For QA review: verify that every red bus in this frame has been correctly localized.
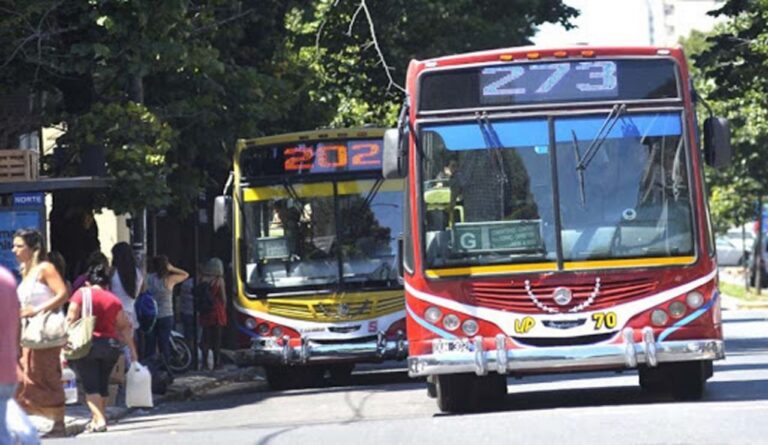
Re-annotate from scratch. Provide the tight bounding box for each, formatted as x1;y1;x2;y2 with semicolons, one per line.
382;46;732;412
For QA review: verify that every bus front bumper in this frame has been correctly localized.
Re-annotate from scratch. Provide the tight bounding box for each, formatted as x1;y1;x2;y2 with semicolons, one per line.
252;332;408;365
407;328;724;377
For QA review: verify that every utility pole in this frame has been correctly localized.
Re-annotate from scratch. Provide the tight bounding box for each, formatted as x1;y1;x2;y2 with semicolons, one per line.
645;0;656;45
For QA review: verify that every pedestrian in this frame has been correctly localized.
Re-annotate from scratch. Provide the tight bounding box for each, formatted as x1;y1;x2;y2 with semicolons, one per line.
66;263;138;433
198;258;227;370
71;251;109;292
144;255;188;364
0;265;20;444
12;228;69;438
110;242;143;340
178;275;196;352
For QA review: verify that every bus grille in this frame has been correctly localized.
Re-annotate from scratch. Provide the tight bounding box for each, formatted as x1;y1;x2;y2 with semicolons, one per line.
267;294;404;322
470;277;657;314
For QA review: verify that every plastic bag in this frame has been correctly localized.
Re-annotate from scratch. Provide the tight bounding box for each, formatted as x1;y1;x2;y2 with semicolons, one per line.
5;398;40;445
126;363;153;408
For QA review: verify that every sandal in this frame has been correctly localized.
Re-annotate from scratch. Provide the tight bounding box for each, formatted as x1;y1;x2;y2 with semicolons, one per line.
84;421;107;433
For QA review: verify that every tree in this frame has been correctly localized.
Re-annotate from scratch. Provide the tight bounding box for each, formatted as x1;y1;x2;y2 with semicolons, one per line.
0;0;577;216
694;1;768;232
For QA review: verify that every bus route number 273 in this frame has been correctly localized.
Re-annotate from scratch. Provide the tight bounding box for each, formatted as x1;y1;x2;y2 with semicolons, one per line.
591;311;617;330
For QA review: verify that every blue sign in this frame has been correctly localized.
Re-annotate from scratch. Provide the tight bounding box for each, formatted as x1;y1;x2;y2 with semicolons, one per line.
13;192;44;206
0;209;44;279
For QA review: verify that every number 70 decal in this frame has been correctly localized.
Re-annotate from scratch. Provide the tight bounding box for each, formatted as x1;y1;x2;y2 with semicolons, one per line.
591;311;618;330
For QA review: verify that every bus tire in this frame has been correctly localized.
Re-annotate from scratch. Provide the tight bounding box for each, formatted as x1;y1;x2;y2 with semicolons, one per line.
265;365;324;390
327;364;355;385
436;374;474;413
669;360;712;401
426;376;437;398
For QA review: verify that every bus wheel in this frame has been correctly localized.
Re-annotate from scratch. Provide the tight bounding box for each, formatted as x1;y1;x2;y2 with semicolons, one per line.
669;360;712;401
426;376;437;398
265;365;324;390
436;374;474;413
327;364;355;385
436;374;506;413
639;361;712;400
638;366;667;394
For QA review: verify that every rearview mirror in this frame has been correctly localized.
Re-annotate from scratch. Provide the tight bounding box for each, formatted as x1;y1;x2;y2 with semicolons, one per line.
383;128;407;179
704;117;732;169
213;195;232;232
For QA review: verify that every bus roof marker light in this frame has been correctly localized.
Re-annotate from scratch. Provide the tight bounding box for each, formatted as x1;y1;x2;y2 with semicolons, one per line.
499;54;514;61
657;49;671;55
553;51;567;58
526;52;541;60
580;50;595;57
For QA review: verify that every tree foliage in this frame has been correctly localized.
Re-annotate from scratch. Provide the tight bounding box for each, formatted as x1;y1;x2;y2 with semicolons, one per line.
688;2;768;231
0;0;577;215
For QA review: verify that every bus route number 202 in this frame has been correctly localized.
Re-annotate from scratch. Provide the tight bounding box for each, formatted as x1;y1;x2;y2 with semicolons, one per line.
591;312;617;330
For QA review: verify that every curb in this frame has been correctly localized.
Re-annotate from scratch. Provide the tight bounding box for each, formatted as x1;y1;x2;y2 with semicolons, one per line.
61;365;264;436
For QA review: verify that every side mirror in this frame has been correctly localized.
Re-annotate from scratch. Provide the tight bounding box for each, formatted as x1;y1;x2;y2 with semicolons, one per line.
704;117;732;169
213;195;232;232
383;128;407;179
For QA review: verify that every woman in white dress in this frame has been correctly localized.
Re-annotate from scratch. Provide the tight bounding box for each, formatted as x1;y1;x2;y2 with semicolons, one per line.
12;228;69;438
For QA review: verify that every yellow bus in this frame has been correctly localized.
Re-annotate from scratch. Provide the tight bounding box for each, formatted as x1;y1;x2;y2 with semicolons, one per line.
215;128;406;389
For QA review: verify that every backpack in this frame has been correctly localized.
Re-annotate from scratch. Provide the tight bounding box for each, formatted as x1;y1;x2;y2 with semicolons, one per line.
193;281;215;314
134;290;158;333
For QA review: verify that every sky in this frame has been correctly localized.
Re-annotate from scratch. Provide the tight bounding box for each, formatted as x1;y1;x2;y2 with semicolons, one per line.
533;0;723;47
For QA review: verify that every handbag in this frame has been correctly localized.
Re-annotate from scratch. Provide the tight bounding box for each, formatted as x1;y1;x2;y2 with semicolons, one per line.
19;310;67;350
63;287;96;360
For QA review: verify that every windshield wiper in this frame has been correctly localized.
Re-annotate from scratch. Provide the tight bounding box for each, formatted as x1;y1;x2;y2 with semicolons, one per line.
572;130;587;207
575;103;626;171
476;113;509;219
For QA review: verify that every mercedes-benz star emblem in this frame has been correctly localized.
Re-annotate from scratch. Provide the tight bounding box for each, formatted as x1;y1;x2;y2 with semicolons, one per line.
338;303;350;317
552;287;573;306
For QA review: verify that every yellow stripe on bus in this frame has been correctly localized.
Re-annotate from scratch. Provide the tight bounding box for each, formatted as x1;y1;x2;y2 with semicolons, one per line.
243;179;403;201
425;256;696;278
426;262;558;278
563;256;696;270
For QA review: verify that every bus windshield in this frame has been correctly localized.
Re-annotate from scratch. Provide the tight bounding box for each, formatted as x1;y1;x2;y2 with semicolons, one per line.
420;111;694;268
242;179;403;294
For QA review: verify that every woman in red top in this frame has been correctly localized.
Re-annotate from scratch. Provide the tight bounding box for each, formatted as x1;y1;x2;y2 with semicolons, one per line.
67;263;138;433
199;258;227;370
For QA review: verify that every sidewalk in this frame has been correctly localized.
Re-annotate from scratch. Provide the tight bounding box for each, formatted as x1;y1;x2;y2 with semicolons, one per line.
30;363;265;437
720;292;768;310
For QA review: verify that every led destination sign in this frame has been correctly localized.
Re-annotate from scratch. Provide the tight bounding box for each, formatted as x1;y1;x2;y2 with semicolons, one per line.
419;58;679;111
241;139;383;177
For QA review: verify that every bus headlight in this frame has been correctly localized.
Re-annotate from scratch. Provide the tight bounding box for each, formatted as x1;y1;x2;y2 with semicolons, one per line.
461;319;479;336
650;309;668;326
686;291;704;309
257;323;270;335
245;318;257;330
443;314;460;331
272;326;283;337
425;307;443;324
669;301;687;318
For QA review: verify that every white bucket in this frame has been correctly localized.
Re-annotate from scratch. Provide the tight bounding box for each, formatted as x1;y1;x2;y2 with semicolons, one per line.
61;365;78;405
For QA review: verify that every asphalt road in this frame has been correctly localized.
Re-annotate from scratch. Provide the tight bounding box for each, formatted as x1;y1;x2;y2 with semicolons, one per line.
55;309;768;445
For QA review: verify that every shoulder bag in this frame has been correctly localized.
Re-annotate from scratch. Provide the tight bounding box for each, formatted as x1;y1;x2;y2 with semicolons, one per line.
63;287;96;360
19;271;67;349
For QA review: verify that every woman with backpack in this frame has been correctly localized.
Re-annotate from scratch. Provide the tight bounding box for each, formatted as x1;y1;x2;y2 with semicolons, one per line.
144;256;188;364
197;258;227;370
66;263;137;433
